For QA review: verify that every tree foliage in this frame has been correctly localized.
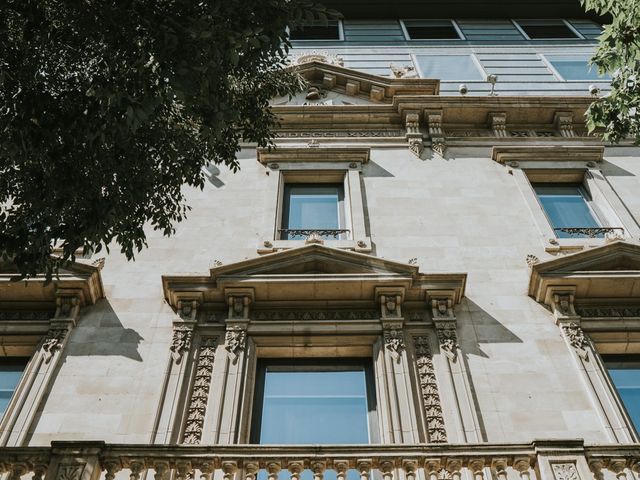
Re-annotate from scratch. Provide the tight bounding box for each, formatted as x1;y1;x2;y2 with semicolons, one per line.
0;0;338;278
582;0;640;143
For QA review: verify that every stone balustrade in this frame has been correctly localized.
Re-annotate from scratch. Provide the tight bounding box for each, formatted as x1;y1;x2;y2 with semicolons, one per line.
0;442;639;480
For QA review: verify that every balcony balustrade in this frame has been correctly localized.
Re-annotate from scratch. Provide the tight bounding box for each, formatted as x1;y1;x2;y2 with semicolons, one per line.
0;442;639;480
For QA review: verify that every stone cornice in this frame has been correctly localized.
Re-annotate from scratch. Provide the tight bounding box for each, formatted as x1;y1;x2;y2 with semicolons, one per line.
492;145;604;165
257;147;370;165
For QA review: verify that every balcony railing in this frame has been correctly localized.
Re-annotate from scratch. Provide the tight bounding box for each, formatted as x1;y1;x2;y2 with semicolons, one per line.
2;442;639;480
279;229;350;240
554;227;625;239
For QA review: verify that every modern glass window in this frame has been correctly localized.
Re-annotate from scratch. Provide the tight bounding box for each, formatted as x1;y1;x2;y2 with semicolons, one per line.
0;358;28;419
515;20;579;39
602;355;640;434
251;359;376;444
545;55;610;81
281;184;346;240
402;20;463;40
533;183;603;238
289;21;341;41
415;55;483;81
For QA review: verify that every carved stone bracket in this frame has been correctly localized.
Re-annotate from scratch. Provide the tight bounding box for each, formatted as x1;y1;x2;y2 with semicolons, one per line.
426;290;457;320
376;287;404;319
562;322;590;360
488;112;508;137
177;300;198;322
413;335;447;442
225;288;254;320
53;295;80;321
551;292;579;321
554;111;575;138
435;322;460;361
404;111;424;158
225;325;247;362
40;327;69;363
182;337;218;444
426;110;446;156
383;327;405;360
170;324;194;364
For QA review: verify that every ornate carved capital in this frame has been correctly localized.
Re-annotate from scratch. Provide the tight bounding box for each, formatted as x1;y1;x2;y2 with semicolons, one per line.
426;109;446;156
225;325;247;361
413;335;447;442
170;324;194;363
404;111;424;158
435;322;459;361
488;112;508;137
383;328;405;360
41;327;69;363
562;322;590;360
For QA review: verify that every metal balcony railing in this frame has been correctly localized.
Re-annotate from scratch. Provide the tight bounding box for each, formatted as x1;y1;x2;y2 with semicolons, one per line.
279;229;350;240
554;227;625;239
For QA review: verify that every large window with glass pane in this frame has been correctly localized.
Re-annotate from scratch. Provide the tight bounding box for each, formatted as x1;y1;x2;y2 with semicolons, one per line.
251;359;376;444
0;358;29;420
602;355;640;434
532;183;604;238
280;184;347;240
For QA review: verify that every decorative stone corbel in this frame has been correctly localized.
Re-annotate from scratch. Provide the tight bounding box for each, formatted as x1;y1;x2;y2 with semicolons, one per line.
426;289;457;321
322;73;336;89
370;85;385;102
426;110;446;156
53;290;82;322
404;110;424;157
435;322;459;361
488;112;508;137
376;287;404;320
554;111;575;137
170;324;194;363
383;326;405;360
551;291;578;321
345;80;361;96
225;288;254;320
562;322;590;360
225;325;247;362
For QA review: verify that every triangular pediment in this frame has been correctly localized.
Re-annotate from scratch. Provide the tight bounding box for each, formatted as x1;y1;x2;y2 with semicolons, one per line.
529;241;640;303
271;61;440;106
210;244;418;278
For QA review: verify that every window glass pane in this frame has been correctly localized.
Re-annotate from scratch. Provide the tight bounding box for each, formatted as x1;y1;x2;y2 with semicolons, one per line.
546;55;610;80
517;21;578;39
415;55;483;81
282;184;344;239
290;21;340;40
0;358;28;418
404;20;461;39
257;365;371;444
533;184;601;238
603;356;640;434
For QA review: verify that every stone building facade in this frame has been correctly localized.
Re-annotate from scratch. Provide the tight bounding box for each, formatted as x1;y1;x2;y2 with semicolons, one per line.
1;3;640;480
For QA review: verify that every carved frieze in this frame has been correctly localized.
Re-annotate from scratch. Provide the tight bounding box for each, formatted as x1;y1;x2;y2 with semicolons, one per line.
562;322;590;360
435;323;459;361
275;130;404;138
253;310;379;321
0;310;52;321
225;326;247;361
552;463;580;480
575;306;640;318
182;338;217;444
414;336;447;442
170;325;194;363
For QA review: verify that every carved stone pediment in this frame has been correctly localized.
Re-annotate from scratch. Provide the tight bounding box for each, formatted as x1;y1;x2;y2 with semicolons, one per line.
163;244;466;314
529;241;640;309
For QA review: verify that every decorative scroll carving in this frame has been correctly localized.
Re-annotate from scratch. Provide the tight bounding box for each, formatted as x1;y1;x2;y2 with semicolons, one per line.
526;255;540;267
554;112;575;137
225;326;246;361
435;324;459;361
41;328;68;363
405;111;423;157
552;464;580;480
254;310;379;321
293;51;344;66
414;336;447;442
182;338;217;444
488;112;507;137
380;294;402;319
552;292;578;320
575;306;640;318
426;110;446;156
56;466;83;480
563;322;589;360
384;329;405;360
170;325;193;363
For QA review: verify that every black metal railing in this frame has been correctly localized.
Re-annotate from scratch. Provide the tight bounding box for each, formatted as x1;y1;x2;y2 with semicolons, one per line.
554;227;625;239
279;229;350;240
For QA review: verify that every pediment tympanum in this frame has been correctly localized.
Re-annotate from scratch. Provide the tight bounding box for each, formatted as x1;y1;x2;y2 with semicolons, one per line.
529;241;640;310
0;259;105;316
162;244;466;315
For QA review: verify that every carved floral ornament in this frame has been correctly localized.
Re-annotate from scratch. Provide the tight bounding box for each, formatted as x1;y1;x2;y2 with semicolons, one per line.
183;337;218;444
384;329;405;360
41;328;69;363
552;463;581;480
413;336;447;442
225;326;247;361
435;323;459;361
562;322;590;360
170;325;194;363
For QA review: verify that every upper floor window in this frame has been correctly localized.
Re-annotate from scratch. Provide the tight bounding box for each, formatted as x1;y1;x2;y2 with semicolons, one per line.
289;20;342;41
281;183;347;240
0;358;29;420
414;54;483;81
533;183;603;238
251;359;376;444
544;54;610;81
602;355;640;434
401;20;463;40
514;19;580;39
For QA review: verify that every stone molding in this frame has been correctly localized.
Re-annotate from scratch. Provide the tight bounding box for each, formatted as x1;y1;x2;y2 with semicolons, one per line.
413;336;447;443
257;147;370;166
492;145;604;165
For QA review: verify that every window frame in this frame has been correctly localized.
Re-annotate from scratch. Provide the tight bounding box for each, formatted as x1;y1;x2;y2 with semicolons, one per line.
249;358;379;445
399;19;465;41
288;20;344;42
601;354;640;437
540;53;609;82
512;19;584;40
412;53;486;82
